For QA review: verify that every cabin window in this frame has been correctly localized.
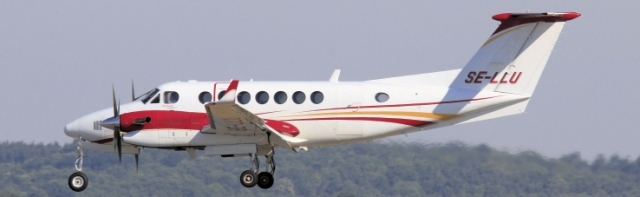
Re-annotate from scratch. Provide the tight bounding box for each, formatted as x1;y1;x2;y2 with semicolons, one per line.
198;92;212;104
256;91;269;104
274;91;287;104
237;91;251;104
292;91;305;104
164;91;180;104
375;92;389;103
217;90;227;100
311;91;324;104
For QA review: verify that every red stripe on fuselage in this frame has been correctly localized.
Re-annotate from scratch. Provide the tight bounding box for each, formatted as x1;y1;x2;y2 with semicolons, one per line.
119;110;285;132
119;110;208;132
302;96;498;113
284;117;434;127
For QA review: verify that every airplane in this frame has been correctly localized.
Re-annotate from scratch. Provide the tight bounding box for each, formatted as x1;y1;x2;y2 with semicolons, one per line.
63;11;581;192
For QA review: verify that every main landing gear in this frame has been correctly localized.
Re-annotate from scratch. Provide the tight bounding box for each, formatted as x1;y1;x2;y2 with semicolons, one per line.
240;151;276;189
68;146;88;192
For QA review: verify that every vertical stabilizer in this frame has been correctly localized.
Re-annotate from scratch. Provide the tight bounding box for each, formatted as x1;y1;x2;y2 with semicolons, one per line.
450;12;581;96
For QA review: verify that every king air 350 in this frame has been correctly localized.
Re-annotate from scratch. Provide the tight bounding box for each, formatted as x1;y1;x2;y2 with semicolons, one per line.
63;11;580;192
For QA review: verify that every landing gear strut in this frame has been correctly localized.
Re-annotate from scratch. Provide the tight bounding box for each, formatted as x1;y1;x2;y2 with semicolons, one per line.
239;149;276;189
257;152;276;189
68;146;88;192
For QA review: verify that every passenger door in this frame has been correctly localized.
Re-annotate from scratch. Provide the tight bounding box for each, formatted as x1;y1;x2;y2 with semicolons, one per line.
333;84;364;140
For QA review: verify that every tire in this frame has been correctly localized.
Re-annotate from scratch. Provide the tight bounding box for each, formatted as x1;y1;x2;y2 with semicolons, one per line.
257;172;274;189
68;171;88;192
239;170;257;188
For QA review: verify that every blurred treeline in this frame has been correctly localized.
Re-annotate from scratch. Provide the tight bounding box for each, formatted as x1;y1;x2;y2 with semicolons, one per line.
0;141;638;197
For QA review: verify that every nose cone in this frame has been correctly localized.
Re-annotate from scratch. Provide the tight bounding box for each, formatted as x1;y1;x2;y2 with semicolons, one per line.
64;119;79;137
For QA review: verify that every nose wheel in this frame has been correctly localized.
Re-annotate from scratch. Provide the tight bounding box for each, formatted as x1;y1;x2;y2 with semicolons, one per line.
239;150;276;189
68;146;89;192
68;171;89;192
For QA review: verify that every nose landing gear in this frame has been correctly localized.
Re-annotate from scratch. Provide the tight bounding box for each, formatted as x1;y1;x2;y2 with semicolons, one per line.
68;171;88;192
68;146;88;192
239;150;276;189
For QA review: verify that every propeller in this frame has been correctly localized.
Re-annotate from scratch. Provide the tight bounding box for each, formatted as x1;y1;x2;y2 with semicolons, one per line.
100;84;142;170
100;85;123;163
114;89;122;163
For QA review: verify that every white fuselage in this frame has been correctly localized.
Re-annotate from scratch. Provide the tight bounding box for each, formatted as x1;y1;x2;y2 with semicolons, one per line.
64;80;528;149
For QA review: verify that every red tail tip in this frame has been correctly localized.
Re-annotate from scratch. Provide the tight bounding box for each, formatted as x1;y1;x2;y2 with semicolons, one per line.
492;13;511;21
560;12;581;20
492;12;581;22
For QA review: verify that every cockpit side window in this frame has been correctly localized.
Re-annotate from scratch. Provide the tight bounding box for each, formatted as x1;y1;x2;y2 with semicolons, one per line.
141;88;160;104
150;95;160;104
164;91;180;104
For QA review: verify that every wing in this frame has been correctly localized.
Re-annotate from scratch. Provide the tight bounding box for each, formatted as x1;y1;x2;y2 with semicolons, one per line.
203;80;258;136
202;80;306;149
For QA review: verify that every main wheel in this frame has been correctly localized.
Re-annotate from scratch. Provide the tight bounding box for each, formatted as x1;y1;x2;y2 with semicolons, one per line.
257;172;274;189
68;171;88;192
240;170;258;188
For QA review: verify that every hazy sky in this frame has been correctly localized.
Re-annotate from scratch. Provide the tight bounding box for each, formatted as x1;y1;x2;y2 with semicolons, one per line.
1;1;638;160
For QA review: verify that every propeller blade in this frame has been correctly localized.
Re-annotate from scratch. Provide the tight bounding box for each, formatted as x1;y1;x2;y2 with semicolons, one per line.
117;98;122;163
134;154;139;172
112;85;118;117
117;129;122;163
112;124;122;163
131;80;135;102
113;129;118;151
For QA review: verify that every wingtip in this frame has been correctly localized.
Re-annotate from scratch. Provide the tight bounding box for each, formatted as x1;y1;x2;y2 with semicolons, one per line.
227;79;239;91
217;80;239;102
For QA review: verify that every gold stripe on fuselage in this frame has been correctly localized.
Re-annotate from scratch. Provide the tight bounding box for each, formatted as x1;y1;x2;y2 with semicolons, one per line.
280;111;458;120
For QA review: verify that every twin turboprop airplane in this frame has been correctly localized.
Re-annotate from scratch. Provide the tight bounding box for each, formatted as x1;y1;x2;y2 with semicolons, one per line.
63;11;580;192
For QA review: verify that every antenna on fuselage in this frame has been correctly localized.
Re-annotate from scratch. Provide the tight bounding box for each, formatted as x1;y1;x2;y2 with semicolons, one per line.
329;69;341;83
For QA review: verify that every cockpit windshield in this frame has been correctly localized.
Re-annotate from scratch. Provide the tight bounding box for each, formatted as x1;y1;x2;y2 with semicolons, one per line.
139;88;160;104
